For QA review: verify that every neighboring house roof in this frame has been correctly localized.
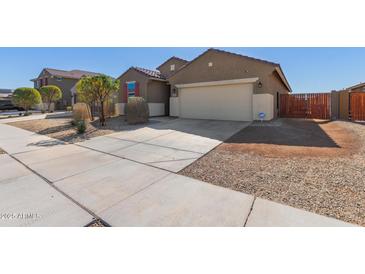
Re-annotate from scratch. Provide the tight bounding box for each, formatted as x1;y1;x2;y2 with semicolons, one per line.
0;89;13;98
347;82;365;91
156;56;189;70
0;89;13;94
31;68;100;81
168;48;292;92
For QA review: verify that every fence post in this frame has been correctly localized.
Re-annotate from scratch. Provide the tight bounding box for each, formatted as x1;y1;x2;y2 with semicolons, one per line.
330;90;339;120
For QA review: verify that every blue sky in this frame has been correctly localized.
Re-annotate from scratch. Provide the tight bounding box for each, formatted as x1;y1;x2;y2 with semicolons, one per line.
0;47;364;92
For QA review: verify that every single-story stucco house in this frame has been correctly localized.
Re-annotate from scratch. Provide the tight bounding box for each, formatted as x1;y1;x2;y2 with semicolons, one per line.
116;48;292;121
116;57;188;116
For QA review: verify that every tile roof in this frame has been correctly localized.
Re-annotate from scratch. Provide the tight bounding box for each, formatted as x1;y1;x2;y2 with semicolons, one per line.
133;66;165;79
38;68;100;80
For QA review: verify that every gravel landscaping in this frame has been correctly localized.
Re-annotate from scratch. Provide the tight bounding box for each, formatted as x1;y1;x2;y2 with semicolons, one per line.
180;119;365;226
7;116;155;143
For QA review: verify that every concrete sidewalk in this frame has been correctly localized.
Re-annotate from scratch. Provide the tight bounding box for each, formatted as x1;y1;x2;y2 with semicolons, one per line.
0;122;356;227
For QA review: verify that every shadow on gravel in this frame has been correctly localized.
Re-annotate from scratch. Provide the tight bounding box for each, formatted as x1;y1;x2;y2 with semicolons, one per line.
225;118;340;148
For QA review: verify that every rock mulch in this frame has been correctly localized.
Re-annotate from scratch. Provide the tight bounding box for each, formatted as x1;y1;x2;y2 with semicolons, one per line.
87;220;106;227
8;116;129;143
8;116;173;144
180;119;365;226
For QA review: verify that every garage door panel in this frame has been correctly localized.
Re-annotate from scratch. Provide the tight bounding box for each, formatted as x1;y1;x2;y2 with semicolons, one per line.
179;83;253;121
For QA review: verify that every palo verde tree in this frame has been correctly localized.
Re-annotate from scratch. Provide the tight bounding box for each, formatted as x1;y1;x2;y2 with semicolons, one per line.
76;76;97;121
12;87;42;114
39;85;62;112
76;75;119;126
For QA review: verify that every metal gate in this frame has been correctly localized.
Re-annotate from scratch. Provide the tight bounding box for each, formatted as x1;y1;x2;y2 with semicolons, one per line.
350;92;365;121
280;93;331;119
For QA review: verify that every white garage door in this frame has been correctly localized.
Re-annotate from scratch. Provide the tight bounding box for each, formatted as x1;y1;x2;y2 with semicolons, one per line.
178;81;254;121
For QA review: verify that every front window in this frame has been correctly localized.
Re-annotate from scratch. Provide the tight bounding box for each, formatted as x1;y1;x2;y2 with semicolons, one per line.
127;81;136;97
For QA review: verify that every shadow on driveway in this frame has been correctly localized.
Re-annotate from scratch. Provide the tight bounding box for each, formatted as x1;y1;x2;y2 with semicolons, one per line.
226;118;340;148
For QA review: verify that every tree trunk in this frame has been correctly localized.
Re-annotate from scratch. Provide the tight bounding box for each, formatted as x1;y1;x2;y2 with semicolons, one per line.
47;101;51;112
100;100;105;126
89;102;94;121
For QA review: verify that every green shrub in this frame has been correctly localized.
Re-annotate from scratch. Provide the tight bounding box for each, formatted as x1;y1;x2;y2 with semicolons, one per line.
12;87;41;114
39;85;62;112
66;106;72;112
125;97;149;124
76;120;87;134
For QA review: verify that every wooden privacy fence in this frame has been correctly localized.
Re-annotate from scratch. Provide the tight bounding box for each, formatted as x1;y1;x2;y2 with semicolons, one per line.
280;93;331;119
350;92;365;121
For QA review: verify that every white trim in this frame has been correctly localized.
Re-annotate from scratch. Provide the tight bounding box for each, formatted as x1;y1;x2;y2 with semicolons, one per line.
115;103;126;115
148;103;165;116
169;97;179;117
175;77;259;89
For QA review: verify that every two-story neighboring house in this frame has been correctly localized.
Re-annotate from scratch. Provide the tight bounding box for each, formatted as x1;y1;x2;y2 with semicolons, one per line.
31;68;100;109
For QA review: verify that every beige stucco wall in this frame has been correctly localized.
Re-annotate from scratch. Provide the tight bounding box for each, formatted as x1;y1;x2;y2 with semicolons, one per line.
118;68;149;103
168;49;290;118
146;79;170;115
252;94;274;120
158;58;188;79
178;82;254;121
118;69;170;116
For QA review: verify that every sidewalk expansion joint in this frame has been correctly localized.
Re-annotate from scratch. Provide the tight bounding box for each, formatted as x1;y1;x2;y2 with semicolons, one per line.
243;196;256;227
8;154;112;227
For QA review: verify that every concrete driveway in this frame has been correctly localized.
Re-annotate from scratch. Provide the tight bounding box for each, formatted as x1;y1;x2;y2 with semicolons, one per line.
78;118;249;172
0;120;355;227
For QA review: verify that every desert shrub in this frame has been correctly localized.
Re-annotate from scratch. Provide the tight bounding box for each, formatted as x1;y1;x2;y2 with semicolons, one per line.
12;87;41;114
125;97;149;124
72;102;92;123
76;120;87;134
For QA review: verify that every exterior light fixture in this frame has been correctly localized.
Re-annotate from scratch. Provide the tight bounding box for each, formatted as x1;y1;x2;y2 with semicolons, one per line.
258;81;263;88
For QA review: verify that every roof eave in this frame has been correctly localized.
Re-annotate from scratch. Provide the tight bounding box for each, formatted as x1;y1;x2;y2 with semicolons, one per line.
156;56;188;70
275;66;292;92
